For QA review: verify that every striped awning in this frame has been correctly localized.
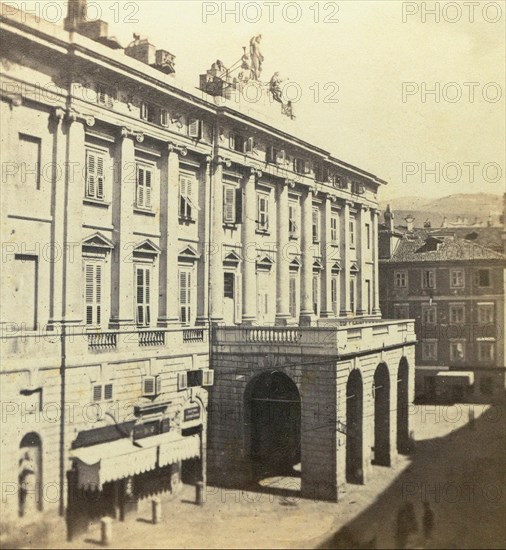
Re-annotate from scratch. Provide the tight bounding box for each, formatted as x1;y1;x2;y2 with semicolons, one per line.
71;433;200;490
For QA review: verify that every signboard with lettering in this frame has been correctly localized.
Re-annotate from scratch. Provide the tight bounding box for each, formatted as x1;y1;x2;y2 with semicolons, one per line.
184;406;200;422
181;401;202;428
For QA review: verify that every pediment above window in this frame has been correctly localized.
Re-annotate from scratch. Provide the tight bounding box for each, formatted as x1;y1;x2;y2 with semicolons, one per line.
223;250;241;268
313;258;324;271
82;232;114;258
179;245;200;262
133;239;161;261
331;261;341;273
256;255;274;271
350;262;359;273
289;257;301;271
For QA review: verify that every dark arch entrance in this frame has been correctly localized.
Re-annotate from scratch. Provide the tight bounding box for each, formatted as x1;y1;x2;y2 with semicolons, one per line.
246;371;301;478
397;358;410;454
346;369;364;484
373;363;391;466
19;432;43;517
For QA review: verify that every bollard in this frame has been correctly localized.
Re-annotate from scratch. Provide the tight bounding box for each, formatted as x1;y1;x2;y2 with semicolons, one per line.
101;517;112;546
152;497;162;524
196;481;204;506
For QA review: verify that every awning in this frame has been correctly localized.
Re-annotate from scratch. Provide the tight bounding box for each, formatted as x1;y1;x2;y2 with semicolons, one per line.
70;433;200;490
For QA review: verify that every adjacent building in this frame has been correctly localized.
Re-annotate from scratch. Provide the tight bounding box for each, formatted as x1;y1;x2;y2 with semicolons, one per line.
379;207;506;402
0;0;417;539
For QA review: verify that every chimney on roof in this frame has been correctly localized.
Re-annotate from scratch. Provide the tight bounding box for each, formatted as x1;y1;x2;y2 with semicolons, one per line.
65;0;87;31
404;215;415;232
384;204;394;231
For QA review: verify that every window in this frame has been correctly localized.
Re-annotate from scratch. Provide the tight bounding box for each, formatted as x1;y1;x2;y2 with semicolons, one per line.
160;109;169;127
450;269;464;288
229;132;245;153
136;164;153;210
140;102;157;123
394;271;407;288
422;306;436;324
85;263;102;326
314;164;328;183
293;157;309;175
179;175;197;220
330;215;339;244
476;269;491;287
366;224;371;249
179;269;193;325
289;204;298;238
450;341;465;361
19;134;41;189
422;269;435;289
331;275;339;315
136;266;151;326
92;382;113;402
223;186;242;224
85;150;105;200
349;277;356;314
478;304;495;324
266;146;285;165
142;375;161;396
349;217;356;247
96;84;115;108
351;181;365;195
312;274;319;315
312;207;320;242
478;342;495;362
257;194;269;232
449;304;465;324
224;272;235;299
289;275;297;318
188;118;202;139
422;341;438;361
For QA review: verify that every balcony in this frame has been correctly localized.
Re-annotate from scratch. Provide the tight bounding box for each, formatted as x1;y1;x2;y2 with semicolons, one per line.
138;329;166;347
213;319;416;357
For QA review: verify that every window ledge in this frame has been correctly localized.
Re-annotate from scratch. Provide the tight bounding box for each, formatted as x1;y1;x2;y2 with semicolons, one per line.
84;198;111;208
289;234;299;241
134;207;156;217
256;229;270;236
179;216;196;225
223;222;238;230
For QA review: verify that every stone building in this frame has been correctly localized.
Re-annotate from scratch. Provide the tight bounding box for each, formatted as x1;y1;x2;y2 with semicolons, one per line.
379;208;506;403
0;0;416;537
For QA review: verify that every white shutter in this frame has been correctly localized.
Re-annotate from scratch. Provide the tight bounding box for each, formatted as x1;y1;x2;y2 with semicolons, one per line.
160;109;169;127
188;118;201;138
92;384;102;402
96;155;104;199
229;133;236;150
104;383;113;401
85;264;94;325
245;137;254;154
142;376;156;396
223;186;235;223
277;149;285;164
202;369;214;387
86;151;96;198
289;276;297;317
145;168;152;208
137;166;145;207
178;372;188;391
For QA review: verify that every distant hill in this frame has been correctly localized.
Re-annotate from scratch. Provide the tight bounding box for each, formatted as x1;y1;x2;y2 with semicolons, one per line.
379;193;503;228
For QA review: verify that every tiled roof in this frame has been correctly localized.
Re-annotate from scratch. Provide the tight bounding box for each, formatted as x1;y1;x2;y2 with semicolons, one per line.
383;235;506;263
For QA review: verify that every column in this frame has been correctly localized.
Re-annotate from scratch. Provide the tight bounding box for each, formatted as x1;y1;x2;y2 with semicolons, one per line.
242;167;257;325
299;187;314;326
372;208;381;316
62;112;87;324
320;194;334;318
340;201;352;316
196;155;212;326
356;205;368;316
275;180;290;325
158;144;181;326
209;158;224;323
110;128;137;327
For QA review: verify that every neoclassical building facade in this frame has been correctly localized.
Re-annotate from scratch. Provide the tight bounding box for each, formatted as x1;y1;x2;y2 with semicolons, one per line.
0;0;416;537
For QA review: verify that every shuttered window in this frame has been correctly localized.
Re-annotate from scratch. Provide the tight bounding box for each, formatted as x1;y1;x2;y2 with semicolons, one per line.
289;204;298;238
312;207;320;242
223;186;236;223
179;175;197;220
331;276;338;315
85;150;105;200
136;266;151;326
85;263;102;326
257;194;269;231
330;215;338;243
188;118;201;138
179;269;192;325
312;275;319;316
136;164;153;209
289;276;297;318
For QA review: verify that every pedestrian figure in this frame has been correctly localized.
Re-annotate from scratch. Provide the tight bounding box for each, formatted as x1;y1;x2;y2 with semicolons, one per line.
396;501;418;549
422;501;435;541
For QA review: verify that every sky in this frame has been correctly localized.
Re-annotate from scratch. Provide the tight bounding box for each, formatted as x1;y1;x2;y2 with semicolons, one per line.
17;0;506;201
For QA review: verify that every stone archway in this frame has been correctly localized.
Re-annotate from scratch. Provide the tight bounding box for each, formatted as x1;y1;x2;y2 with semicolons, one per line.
19;432;43;517
245;371;301;479
397;357;410;454
373;363;391;466
346;369;364;484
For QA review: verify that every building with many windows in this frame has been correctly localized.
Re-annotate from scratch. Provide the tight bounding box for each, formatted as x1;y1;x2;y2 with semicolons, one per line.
0;0;417;538
379;208;505;403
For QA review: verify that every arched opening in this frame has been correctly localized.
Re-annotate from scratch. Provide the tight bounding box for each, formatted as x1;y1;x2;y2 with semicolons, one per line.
373;363;391;466
246;371;301;480
346;369;364;484
397;358;410;454
19;432;43;517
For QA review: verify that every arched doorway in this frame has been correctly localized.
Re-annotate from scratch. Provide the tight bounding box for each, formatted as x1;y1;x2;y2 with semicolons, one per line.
19;432;42;517
397;358;410;454
346;369;364;484
246;371;301;478
373;363;391;466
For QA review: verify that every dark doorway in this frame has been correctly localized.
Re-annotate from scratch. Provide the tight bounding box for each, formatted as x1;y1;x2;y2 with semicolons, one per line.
397;358;410;454
19;432;42;517
346;369;364;484
247;371;301;479
373;363;391;466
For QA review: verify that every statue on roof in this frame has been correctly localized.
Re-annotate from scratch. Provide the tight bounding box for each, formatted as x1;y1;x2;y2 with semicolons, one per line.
249;34;264;81
238;46;252;82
